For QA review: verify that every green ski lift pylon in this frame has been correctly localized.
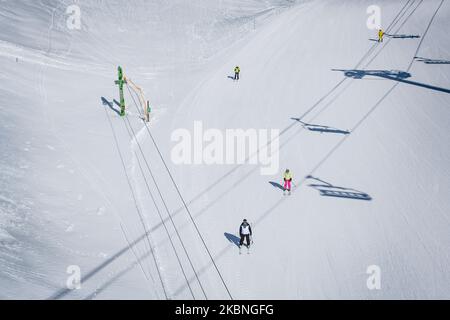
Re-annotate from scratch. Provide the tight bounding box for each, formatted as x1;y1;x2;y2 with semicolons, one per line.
114;66;127;116
146;101;151;122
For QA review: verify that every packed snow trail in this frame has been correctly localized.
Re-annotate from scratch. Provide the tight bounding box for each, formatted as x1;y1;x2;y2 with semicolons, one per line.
163;0;450;299
1;0;450;299
165;0;421;219
1;0;298;299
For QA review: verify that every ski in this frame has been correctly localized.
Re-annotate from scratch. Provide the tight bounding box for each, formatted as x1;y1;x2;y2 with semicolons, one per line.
238;245;250;255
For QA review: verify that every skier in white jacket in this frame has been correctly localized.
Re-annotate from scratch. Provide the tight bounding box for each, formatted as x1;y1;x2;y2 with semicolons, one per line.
239;219;253;248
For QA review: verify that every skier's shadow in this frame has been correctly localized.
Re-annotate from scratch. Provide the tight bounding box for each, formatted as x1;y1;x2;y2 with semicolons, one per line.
224;233;240;247
269;181;285;191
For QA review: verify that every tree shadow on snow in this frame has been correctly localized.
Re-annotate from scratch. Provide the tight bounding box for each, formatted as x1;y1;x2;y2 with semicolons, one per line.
101;97;121;116
306;175;372;201
224;233;240;247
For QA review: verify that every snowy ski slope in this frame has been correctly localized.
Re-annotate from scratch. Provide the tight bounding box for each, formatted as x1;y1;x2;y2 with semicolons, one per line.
0;0;449;299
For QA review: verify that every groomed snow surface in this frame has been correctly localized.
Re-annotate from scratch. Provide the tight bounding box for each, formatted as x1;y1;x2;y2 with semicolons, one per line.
1;0;449;299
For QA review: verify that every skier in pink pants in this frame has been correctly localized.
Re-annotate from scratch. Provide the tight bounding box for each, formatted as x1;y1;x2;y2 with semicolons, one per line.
283;169;293;195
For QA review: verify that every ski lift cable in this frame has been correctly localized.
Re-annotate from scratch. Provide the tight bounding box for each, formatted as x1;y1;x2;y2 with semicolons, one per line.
124;83;208;299
121;90;208;299
103;103;169;300
121;117;198;300
125;84;234;300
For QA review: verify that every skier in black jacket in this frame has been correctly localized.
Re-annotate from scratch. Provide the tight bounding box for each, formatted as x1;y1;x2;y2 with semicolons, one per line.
239;219;252;248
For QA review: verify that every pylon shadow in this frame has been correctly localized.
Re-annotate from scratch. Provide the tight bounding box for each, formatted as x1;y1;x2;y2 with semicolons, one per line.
306;176;372;201
291;118;350;135
333;69;450;94
415;56;450;64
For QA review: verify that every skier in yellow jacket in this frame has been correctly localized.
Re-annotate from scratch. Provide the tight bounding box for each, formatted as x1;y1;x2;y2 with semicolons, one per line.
234;66;240;80
378;29;385;43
